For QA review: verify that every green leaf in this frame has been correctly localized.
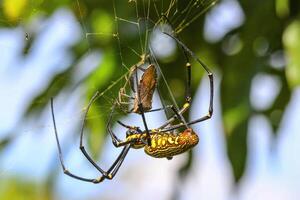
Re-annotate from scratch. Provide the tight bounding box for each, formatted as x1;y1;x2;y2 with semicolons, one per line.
276;0;289;18
283;19;300;88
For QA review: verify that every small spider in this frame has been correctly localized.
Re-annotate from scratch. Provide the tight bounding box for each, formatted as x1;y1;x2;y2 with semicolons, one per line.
51;32;213;183
117;54;158;114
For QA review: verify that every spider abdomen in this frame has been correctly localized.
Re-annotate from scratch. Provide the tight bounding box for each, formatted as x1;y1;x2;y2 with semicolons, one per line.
144;128;199;158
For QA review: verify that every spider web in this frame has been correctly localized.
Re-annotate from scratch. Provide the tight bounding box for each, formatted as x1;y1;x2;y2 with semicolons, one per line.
0;0;216;182
0;0;218;146
74;0;218;121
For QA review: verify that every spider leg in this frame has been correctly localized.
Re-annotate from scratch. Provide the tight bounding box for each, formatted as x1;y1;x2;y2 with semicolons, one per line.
117;65;148;113
106;102;133;147
138;100;151;146
98;144;132;182
117;101;133;105
117;120;143;133
116;120;151;145
117;86;134;113
170;105;189;128
162;114;213;132
73;91;118;176
51;97;132;183
51;98;106;183
118;86;135;101
157;104;189;130
119;93;135;100
154;16;213;130
134;65;152;146
157;103;189;130
157;53;192;129
167;33;213;116
161;15;192;102
144;104;173;113
78;91;137;181
160;32;214;131
127;64;147;93
116;65;139;111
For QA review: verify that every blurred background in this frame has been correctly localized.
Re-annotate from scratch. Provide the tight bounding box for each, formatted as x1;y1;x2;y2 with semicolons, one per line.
1;0;300;199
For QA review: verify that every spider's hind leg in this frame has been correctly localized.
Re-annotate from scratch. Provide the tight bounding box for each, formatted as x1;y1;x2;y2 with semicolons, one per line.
51;96;133;183
51;98;106;183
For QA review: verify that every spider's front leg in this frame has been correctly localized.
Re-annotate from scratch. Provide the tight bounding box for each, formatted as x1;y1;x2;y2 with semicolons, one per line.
157;61;193;130
160;32;214;131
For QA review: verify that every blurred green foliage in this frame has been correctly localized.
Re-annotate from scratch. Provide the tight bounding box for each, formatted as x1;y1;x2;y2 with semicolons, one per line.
0;178;52;200
283;19;300;88
1;0;300;198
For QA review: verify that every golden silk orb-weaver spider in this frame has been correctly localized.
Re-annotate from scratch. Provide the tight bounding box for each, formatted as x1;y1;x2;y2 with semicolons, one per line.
50;32;214;183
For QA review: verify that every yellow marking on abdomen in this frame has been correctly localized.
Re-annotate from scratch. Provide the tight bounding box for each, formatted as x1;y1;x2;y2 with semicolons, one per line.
157;138;162;147
175;137;179;145
168;137;174;144
144;129;199;158
151;140;156;148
